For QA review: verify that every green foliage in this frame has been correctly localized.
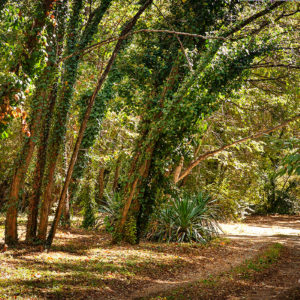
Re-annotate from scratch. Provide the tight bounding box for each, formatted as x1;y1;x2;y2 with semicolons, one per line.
257;175;298;215
234;243;283;278
147;192;220;243
101;192;123;233
1;0;299;247
277;137;300;177
123;215;138;245
79;178;96;229
101;192;137;244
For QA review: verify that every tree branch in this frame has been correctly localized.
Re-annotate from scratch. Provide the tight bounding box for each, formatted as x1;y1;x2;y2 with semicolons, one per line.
59;29;227;63
250;64;300;69
176;115;300;183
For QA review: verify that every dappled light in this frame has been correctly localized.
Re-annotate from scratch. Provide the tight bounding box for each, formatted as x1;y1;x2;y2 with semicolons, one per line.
0;0;299;299
1;215;300;298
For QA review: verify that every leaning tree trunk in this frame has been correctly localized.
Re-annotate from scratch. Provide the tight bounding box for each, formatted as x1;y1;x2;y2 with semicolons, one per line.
38;0;112;243
4;0;59;246
27;0;68;241
97;167;107;205
116;141;155;244
45;0;154;249
26;82;59;242
112;157;121;192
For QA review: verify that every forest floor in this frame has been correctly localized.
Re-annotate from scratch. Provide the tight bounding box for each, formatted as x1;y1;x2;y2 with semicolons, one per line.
0;215;299;299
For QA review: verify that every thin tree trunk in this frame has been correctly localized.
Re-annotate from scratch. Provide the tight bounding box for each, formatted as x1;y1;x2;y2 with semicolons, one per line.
119;143;154;231
112;158;121;192
46;0;153;249
37;160;56;241
98;167;106;205
61;133;71;229
62;191;71;229
173;156;184;184
26;86;58;242
5;130;39;245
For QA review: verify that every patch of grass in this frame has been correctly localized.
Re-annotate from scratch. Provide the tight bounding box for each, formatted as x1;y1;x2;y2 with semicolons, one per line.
233;243;283;279
145;243;284;300
201;275;217;287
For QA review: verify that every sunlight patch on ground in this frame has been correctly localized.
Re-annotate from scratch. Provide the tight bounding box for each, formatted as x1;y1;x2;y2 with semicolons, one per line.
220;223;300;237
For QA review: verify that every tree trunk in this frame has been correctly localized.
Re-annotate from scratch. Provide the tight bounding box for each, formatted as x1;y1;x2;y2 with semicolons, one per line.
37;159;56;241
26;86;58;242
62;191;71;229
112;158;121;192
36;0;112;244
5;134;38;245
98;167;106;205
173;156;184;184
118;143;154;238
45;0;154;249
5;0;67;246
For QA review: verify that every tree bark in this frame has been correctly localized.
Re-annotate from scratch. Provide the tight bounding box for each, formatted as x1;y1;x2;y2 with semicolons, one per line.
173;156;184;184
112;157;121;192
119;143;154;231
37;0;112;243
62;191;71;229
37;159;57;241
98;167;106;205
5;130;39;245
26;86;58;242
45;0;154;249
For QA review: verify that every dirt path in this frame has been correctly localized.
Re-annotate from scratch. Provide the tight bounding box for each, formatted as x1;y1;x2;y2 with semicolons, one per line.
225;215;300;300
131;215;300;300
1;215;299;299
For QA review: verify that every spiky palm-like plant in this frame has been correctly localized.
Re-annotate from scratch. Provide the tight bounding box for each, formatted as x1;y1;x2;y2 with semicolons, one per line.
148;192;221;243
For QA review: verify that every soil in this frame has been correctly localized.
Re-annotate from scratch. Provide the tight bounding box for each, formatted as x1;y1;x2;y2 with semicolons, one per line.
131;215;300;300
0;215;299;299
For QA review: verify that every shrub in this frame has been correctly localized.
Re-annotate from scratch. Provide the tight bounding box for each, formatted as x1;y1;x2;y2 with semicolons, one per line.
100;192;123;233
147;192;221;243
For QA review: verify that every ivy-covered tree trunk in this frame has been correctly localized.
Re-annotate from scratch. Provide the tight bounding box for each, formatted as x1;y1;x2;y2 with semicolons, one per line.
4;0;57;246
116;59;182;243
26;86;57;242
45;0;154;249
115;1;285;244
1;0;56;136
117;140;155;243
37;0;112;242
68;76;118;205
25;0;68;243
112;157;121;192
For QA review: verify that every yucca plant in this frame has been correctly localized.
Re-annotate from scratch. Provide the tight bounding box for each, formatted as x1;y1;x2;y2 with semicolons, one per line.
147;192;221;243
99;192;123;232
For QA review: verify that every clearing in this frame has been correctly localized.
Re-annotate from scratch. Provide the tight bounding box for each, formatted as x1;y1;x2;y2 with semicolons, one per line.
0;215;300;299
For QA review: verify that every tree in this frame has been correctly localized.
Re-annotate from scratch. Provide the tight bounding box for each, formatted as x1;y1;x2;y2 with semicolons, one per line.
115;1;290;243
